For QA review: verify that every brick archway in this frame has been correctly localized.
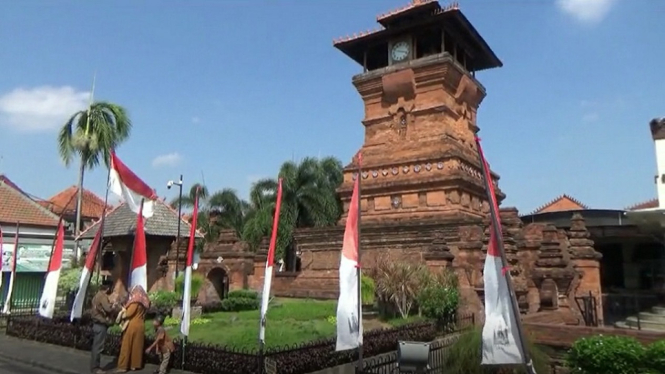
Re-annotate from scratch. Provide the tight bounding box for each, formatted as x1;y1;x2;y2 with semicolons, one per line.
207;267;229;301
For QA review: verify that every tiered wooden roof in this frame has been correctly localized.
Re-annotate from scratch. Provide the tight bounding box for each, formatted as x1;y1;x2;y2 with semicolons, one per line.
333;0;501;71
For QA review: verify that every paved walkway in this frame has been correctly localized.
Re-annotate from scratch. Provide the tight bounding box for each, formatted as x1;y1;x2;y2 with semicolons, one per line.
0;335;194;374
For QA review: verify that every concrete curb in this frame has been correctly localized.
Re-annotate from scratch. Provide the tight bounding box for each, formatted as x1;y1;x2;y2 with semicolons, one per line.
0;351;80;374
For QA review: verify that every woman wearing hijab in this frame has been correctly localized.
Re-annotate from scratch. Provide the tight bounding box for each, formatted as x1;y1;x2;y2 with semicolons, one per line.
116;285;150;372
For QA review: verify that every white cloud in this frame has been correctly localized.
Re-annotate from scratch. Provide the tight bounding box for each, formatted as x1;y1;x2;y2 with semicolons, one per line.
191;116;200;124
556;0;617;24
152;152;182;168
0;86;89;132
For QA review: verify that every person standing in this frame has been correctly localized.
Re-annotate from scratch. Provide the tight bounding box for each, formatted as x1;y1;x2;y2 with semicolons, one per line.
145;315;175;374
116;285;150;373
90;280;115;374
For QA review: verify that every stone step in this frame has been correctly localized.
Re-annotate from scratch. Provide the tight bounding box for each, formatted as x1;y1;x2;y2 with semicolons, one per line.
652;306;665;315
614;321;665;333
638;311;665;322
624;316;665;331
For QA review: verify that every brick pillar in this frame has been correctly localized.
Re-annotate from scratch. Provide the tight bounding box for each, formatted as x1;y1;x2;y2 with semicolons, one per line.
568;213;604;324
424;234;454;272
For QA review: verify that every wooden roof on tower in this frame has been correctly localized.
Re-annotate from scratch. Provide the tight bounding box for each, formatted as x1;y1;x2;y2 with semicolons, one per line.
333;1;502;71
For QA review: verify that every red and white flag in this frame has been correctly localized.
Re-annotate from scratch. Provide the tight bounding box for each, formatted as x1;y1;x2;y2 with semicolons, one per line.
259;178;284;345
109;151;157;218
129;203;148;291
39;221;65;319
336;168;362;351
477;139;526;366
3;223;20;314
181;188;200;337
0;225;3;290
70;228;102;321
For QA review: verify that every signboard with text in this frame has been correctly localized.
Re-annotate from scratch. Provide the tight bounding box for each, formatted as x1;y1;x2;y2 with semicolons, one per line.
1;243;75;272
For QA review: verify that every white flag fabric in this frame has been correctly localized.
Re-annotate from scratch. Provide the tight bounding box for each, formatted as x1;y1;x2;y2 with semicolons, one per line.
335;176;362;351
477;137;527;366
181;189;199;337
109;151;156;219
71;228;102;321
39;222;65;319
481;230;525;365
2;223;19;314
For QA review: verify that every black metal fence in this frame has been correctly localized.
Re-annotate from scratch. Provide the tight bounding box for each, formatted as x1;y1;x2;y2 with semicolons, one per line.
602;293;660;330
0;272;70;325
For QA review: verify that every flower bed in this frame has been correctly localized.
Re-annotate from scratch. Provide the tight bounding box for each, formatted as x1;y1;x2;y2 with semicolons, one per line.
5;313;453;374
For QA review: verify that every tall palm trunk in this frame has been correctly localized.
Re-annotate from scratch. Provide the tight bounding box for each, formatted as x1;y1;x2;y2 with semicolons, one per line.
74;157;86;260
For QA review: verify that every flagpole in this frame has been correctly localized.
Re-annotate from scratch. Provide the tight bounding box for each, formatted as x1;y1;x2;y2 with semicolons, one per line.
93;169;112;287
475;138;535;374
4;222;20;314
127;199;145;288
355;153;363;374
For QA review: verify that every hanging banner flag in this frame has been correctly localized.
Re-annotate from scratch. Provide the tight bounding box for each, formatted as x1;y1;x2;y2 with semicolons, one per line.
109;151;157;218
476;137;530;368
129;202;148;291
2;222;20;314
258;178;284;346
0;225;3;290
39;222;65;319
336;162;362;351
181;188;200;337
71;228;102;321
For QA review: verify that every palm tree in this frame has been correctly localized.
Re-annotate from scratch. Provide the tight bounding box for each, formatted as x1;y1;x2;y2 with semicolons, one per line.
242;156;344;260
171;183;249;242
57;101;131;243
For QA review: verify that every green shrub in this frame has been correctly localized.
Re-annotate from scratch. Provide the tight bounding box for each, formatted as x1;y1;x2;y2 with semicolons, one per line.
227;289;259;300
444;327;550;374
149;290;179;310
361;274;375;305
174;273;204;299
417;283;459;322
645;339;665;373
57;268;100;295
220;297;260;312
566;335;646;374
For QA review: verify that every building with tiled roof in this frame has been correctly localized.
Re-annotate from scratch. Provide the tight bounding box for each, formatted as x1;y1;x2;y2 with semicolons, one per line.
0;175;60;228
77;199;203;293
529;194;588;215
37;186;110;232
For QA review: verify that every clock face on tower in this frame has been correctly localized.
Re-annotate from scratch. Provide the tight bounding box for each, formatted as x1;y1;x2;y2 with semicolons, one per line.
391;41;410;62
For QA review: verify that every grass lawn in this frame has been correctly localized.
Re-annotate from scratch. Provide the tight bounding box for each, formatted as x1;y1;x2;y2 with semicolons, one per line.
116;298;423;351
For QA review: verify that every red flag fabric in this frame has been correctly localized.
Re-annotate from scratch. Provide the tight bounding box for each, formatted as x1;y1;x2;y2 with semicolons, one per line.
71;228;102;321
109;151;157;218
130;203;148;291
259;178;284;344
336;166;362;351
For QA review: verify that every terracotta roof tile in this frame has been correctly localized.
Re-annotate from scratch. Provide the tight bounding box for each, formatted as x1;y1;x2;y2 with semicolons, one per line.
625;198;658;211
41;186;108;219
0;176;61;227
530;194;588;215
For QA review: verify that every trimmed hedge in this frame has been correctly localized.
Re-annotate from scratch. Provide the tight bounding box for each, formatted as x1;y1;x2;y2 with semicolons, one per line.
6;313;441;374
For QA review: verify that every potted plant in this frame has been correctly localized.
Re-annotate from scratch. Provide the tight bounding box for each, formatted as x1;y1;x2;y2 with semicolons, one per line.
174;273;204;307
